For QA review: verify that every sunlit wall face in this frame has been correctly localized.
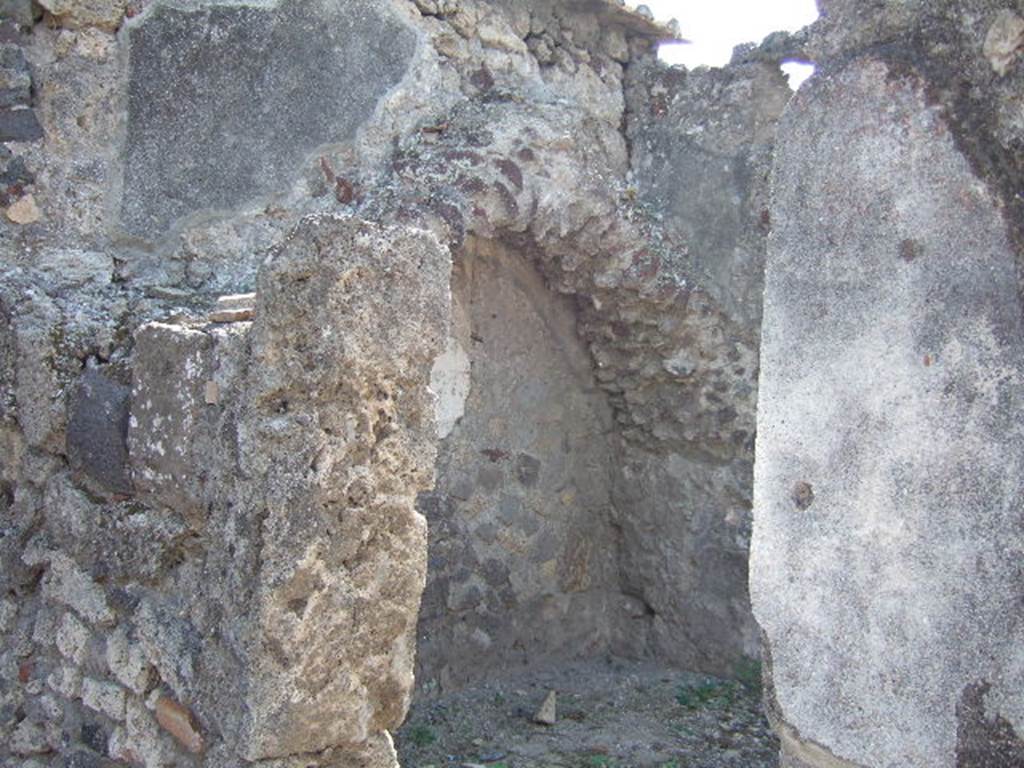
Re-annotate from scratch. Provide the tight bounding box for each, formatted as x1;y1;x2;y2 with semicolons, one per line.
636;0;819;88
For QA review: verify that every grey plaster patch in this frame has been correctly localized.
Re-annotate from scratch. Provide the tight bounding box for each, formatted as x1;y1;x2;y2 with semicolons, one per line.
120;0;417;237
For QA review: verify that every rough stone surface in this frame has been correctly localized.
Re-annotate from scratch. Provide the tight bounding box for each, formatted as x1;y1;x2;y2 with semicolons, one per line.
614;57;790;673
0;1;36;26
753;44;1024;768
120;0;418;237
0;43;31;108
37;0;126;31
416;238;618;690
233;214;450;759
128;322;215;520
0;0;812;764
627;59;790;326
81;677;126;721
983;8;1024;75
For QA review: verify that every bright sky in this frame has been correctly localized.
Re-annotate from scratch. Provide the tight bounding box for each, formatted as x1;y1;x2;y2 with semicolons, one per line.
633;0;819;88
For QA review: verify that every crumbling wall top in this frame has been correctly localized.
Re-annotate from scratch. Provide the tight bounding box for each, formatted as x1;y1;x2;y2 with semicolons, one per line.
565;0;682;40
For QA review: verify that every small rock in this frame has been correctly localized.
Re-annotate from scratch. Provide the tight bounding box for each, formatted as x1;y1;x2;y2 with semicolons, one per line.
6;191;40;223
602;28;629;62
37;0;127;32
56;611;91;664
984;9;1024;76
106;625;153;695
145;286;193;301
203;380;220;405
0;43;31;108
0;0;36;27
534;690;557;725
0;106;42;142
82;678;127;721
47;664;82;698
66;368;132;494
215;292;256;311
208;307;254;323
10;718;51;755
0;597;16;633
154;695;203;754
36;551;115;626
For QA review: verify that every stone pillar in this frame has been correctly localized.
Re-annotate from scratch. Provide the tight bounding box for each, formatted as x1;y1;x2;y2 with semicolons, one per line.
752;4;1024;767
237;215;450;762
124;216;450;766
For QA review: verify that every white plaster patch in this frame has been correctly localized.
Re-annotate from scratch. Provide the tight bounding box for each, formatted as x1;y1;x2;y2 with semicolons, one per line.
429;335;471;439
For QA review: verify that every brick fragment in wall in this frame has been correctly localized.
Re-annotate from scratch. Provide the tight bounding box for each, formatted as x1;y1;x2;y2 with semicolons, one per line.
154;694;203;754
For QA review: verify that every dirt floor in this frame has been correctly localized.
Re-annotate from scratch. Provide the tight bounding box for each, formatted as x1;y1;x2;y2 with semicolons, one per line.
395;658;780;768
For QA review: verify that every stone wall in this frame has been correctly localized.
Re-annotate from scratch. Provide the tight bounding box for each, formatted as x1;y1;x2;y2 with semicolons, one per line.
0;0;792;764
615;55;789;672
752;2;1024;767
416;237;618;690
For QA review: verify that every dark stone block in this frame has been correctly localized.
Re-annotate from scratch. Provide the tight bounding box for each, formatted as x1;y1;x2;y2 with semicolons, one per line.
66;369;132;495
0;106;41;142
0;152;32;186
956;682;1024;768
416;491;455;520
0;43;30;108
480;558;509;588
0;152;33;205
477;465;503;491
80;721;108;754
515;452;541;487
64;750;120;768
0;1;35;28
121;0;417;237
497;493;521;523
